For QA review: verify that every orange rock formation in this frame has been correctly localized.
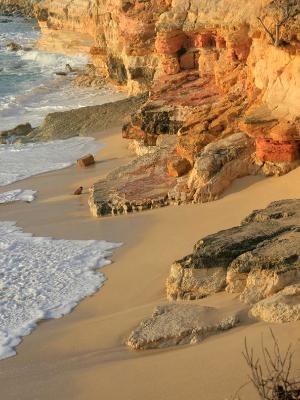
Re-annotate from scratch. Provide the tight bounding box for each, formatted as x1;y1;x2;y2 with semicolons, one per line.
34;0;300;196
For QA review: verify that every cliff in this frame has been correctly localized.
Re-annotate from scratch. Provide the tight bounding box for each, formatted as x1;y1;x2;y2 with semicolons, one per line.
33;0;300;211
0;0;35;17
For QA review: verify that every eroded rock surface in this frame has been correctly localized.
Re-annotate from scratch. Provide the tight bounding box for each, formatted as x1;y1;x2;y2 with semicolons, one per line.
89;137;178;217
17;95;147;142
90;132;262;215
250;283;300;323
126;303;239;350
186;132;259;203
166;199;300;323
33;0;300;207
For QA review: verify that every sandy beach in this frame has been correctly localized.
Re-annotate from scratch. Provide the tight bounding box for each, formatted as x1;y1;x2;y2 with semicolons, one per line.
0;126;299;400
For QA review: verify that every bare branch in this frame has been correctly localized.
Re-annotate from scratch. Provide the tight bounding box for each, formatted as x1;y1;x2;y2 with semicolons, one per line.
257;0;300;46
239;330;300;399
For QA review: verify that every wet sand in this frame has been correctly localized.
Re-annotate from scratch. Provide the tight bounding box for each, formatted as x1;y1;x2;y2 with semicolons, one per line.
1;127;300;400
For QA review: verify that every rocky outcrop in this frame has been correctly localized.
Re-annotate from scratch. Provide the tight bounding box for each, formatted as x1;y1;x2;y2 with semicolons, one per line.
34;0;300;209
126;303;239;350
166;199;300;323
89;136;178;217
126;200;300;352
0;123;33;144
0;0;34;17
89;132;262;215
19;95;146;142
184;133;259;203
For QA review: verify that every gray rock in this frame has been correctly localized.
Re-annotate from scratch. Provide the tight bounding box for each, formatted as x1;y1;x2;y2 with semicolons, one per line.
167;199;300;306
24;94;148;142
229;230;300;304
6;41;21;51
0;122;32;143
126;303;239;350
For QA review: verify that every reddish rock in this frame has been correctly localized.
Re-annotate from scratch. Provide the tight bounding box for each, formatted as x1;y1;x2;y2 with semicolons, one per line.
256;138;299;163
227;38;252;63
155;31;187;55
122;124;146;140
194;32;216;48
77;154;95;167
215;35;226;49
74;186;83;195
167;158;192;177
161;55;180;75
180;51;197;70
227;49;239;62
270;122;299;141
89;46;105;56
145;134;158;146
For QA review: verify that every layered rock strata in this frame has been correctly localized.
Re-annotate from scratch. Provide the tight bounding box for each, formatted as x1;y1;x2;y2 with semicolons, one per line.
34;0;300;210
166;199;300;323
89;136;178;217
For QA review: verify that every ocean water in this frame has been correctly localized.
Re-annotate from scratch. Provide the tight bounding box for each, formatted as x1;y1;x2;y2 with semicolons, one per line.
0;221;122;359
0;188;36;203
0;16;125;131
0;16;127;185
0;17;125;360
0;136;103;186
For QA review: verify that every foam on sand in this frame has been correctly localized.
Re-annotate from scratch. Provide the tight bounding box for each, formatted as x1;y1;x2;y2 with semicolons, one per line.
0;137;103;186
0;189;36;203
0;221;122;360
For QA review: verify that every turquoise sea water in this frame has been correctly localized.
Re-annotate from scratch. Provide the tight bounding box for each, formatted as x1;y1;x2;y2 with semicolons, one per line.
0;16;124;131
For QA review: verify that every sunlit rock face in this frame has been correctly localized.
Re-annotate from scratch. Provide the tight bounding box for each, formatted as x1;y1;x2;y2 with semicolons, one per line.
34;0;300;112
34;0;300;194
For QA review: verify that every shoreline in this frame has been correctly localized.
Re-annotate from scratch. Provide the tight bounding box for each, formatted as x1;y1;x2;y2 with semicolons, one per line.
0;2;299;398
1;124;300;399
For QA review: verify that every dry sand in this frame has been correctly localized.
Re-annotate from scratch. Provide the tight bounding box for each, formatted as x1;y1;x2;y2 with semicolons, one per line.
1;127;300;400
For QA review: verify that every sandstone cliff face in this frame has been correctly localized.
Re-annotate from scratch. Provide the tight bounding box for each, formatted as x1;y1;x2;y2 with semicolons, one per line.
35;0;300;207
34;0;298;98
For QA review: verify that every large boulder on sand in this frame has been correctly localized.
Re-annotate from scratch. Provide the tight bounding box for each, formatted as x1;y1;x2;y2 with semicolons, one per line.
166;199;300;323
228;230;300;304
77;154;95;167
89;138;178;217
126;303;239;350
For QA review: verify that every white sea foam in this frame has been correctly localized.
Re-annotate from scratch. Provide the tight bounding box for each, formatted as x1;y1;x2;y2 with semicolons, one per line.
0;81;126;131
0;17;126;131
0;221;122;360
0;137;102;186
20;50;88;70
0;189;36;203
